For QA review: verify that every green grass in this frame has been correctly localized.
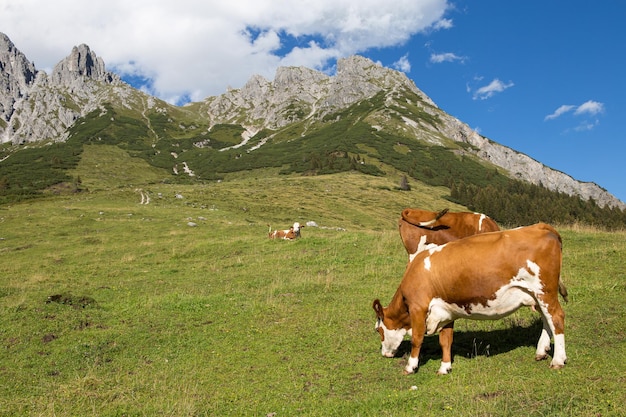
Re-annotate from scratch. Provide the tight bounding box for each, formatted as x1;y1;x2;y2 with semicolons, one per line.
1;164;625;416
75;145;172;191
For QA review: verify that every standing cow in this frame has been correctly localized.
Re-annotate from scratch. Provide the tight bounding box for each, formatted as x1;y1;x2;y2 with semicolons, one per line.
398;208;499;262
374;223;568;375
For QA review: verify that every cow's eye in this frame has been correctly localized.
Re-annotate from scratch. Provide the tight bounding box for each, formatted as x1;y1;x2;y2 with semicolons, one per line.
377;327;385;341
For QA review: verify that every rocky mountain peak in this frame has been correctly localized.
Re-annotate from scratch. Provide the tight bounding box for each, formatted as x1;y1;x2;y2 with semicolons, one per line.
0;33;37;87
0;34;126;145
335;55;436;106
335;55;388;81
50;43;117;86
273;65;329;89
0;32;38;123
203;55;436;131
0;33;623;209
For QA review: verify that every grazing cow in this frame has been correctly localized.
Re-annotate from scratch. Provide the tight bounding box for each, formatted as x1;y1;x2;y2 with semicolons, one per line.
373;223;568;375
268;222;304;240
399;208;499;262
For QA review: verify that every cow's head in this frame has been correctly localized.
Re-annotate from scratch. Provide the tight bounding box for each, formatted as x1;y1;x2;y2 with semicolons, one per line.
373;299;407;358
292;222;304;237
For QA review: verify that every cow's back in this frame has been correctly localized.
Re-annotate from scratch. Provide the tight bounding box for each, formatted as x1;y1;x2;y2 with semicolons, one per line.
402;223;562;300
398;208;500;257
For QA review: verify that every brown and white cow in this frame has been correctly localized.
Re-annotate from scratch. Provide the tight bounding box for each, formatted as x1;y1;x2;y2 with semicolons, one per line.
373;223;568;375
268;222;304;240
399;208;500;262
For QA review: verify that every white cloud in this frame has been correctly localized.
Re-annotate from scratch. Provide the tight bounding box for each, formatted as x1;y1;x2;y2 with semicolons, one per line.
544;104;575;121
433;19;453;30
472;78;514;100
393;54;411;73
0;0;451;103
574;100;604;116
430;52;465;64
545;100;605;121
574;120;599;132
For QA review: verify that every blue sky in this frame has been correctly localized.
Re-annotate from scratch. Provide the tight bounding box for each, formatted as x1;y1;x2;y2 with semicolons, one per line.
365;1;625;204
1;1;624;203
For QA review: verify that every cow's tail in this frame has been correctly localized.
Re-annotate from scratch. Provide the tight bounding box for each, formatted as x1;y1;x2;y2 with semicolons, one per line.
558;278;569;303
550;224;568;303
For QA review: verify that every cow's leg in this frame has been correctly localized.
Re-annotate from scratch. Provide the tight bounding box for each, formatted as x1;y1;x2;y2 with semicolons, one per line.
535;296;567;368
404;308;426;375
548;302;567;368
437;322;454;375
535;322;552;361
551;332;567;369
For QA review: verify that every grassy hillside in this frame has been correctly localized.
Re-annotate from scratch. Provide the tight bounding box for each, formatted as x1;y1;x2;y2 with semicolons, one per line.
1;152;624;416
4;86;626;229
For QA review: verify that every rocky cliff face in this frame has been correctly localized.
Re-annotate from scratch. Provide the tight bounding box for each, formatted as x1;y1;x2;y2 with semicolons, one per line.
0;33;38;127
0;33;623;209
50;43;116;87
0;34;123;144
437;117;620;207
199;55;624;209
201;56;435;132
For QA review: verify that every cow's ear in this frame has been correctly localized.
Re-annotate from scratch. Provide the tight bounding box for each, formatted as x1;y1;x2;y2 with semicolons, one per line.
372;299;384;319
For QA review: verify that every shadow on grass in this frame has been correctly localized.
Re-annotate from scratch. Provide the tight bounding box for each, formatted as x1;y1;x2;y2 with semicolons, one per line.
394;316;545;365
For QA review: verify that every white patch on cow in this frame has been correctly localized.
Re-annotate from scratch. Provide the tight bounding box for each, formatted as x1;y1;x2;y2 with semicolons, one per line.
409;236;440;262
437;361;452;375
535;327;551;359
424;256;432;271
405;355;419;374
532;295;567;368
376;320;407;358
551;333;567;368
512;260;544;296
429;244;445;255
478;213;487;231
425;262;545;335
523;260;541;281
422;244;445;270
425;298;457;334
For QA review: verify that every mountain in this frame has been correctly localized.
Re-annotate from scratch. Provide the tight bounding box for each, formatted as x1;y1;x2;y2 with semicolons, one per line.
0;32;624;211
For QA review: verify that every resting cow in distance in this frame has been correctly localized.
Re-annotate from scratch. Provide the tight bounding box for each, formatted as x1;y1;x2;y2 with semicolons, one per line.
268;222;303;240
373;223;568;376
399;208;499;262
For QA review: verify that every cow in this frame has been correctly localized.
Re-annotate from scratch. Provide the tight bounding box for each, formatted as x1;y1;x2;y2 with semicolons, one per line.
373;223;568;376
399;208;500;262
268;222;304;240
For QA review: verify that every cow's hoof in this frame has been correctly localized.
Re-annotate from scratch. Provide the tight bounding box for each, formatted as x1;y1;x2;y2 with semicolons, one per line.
535;354;548;361
549;363;565;370
436;363;452;375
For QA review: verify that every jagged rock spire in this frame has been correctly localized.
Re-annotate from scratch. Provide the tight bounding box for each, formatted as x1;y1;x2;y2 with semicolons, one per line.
0;32;38;122
50;43;116;86
0;34;123;145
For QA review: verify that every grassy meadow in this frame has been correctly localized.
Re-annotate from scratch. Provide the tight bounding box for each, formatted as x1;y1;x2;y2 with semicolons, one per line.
1;147;625;416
